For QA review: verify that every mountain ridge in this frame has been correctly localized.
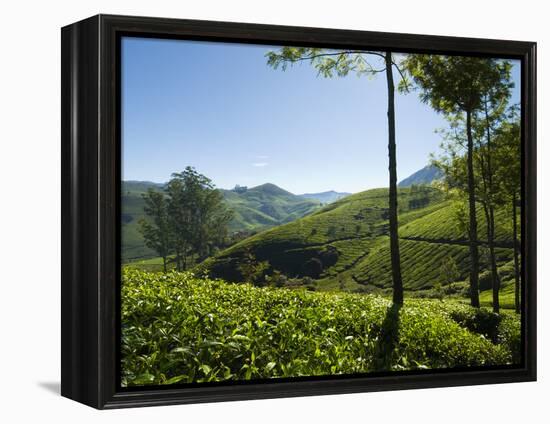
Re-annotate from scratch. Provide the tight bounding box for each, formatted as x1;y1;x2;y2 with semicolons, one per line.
121;181;322;261
398;165;443;187
299;190;351;204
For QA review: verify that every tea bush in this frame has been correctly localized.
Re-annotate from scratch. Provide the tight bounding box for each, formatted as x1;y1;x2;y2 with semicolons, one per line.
121;269;518;387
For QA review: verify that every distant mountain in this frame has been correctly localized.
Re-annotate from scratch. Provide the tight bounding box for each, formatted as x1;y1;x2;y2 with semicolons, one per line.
299;190;351;204
398;165;443;188
221;183;320;232
121;181;320;261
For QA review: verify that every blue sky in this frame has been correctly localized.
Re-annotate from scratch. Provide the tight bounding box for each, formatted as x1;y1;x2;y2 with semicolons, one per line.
122;37;520;194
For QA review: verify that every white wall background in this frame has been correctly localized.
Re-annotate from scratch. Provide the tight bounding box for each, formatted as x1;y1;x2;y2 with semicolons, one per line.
0;0;546;421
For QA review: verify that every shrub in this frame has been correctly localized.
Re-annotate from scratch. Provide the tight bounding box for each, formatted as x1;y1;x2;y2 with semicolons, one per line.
238;249;270;285
478;270;494;291
121;269;518;387
265;270;288;288
301;258;323;278
449;307;502;343
319;246;339;268
300;276;314;286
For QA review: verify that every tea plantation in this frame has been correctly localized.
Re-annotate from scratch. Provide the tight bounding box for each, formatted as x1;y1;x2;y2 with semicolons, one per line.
121;269;520;386
196;186;516;297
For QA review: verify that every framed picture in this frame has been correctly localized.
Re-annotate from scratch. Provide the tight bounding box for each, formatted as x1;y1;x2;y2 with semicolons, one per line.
61;14;536;409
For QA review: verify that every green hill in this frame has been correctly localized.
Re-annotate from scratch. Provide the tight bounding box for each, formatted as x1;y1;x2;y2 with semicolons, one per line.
298;190;350;204
121;181;320;261
121;181;162;260
398;165;443;187
220;183;321;231
200;186;516;296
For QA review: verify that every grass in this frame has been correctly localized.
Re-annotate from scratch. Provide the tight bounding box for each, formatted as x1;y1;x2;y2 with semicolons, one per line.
121;268;520;387
479;282;518;310
125;256;178;272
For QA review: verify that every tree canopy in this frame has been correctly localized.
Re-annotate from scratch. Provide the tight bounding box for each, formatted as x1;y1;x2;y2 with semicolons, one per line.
139;166;233;271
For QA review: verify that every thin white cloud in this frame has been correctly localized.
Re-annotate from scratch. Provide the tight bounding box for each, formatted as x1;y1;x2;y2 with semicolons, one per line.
255;155;269;160
252;162;269;167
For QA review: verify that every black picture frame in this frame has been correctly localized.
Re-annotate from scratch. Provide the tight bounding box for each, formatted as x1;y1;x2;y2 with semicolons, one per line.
61;14;537;409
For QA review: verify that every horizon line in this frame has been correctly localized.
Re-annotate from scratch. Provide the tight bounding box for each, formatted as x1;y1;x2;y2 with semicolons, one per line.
121;179;395;196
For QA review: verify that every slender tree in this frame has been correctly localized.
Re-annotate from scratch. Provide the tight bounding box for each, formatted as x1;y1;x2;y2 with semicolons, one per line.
164;176;191;271
493;120;521;313
139;189;172;272
477;143;502;312
434;107;519;312
477;65;513;313
402;56;511;308
266;48;405;305
475;105;509;312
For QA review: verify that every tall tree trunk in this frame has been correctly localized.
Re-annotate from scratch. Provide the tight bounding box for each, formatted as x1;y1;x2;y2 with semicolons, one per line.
385;51;403;306
480;160;500;312
512;193;521;314
488;206;501;313
466;110;480;307
483;101;500;313
162;256;167;273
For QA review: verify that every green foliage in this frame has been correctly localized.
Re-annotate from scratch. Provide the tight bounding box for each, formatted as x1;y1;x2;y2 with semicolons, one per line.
131;168;234;271
432;280;444;301
440;255;460;287
222;183;320;232
400;55;512;115
166;167;233;269
264;270;288;288
302;257;323;278
493;120;521;204
443;301;520;361
359;238;512;292
121;183;160;260
201;186;514;295
121;269;517;387
237;249;270;285
479;282;517;310
399;200;513;245
448;307;502;343
202;187;445;283
122;181;320;262
138;189;172;272
266;47;387;79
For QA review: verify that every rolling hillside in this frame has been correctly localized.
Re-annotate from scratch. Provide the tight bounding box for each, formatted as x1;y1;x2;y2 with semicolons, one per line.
199;186;516;295
298;190;351;204
122;181;162;260
398;165;443;187
221;183;320;231
121;181;320;261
